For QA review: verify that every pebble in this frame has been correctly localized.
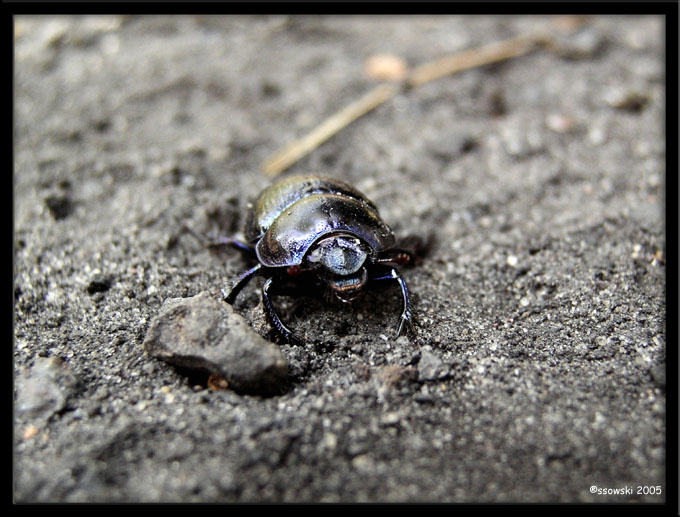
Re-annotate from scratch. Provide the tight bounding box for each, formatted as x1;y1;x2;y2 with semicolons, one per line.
142;291;289;396
44;194;73;220
545;113;576;134
22;424;39;440
603;88;650;112
587;126;607;145
16;356;78;420
86;273;112;295
363;53;409;81
417;348;448;381
500;123;545;159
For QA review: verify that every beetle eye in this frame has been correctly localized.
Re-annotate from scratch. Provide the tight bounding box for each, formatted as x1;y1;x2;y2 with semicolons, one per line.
308;236;368;276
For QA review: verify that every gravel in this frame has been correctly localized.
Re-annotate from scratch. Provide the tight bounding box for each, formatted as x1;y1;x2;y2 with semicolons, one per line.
14;14;666;503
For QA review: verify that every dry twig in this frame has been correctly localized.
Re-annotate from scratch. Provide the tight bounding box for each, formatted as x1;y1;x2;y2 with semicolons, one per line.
407;33;541;87
263;84;399;176
262;16;587;176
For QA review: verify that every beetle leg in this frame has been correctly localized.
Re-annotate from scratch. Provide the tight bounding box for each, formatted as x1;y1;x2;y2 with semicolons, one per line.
183;225;256;256
209;237;256;255
262;277;304;346
224;264;263;304
376;235;432;266
375;248;414;267
370;266;414;338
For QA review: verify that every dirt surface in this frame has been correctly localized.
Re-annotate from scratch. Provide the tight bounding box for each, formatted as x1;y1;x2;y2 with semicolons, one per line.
14;15;667;503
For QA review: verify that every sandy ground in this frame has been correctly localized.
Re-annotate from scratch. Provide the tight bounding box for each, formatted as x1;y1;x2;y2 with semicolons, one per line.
14;15;666;502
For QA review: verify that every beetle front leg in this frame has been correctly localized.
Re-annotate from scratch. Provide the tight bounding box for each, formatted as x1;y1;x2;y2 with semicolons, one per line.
262;277;304;346
224;263;263;304
370;265;414;338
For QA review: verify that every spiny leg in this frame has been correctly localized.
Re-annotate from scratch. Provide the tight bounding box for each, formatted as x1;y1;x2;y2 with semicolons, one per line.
208;237;255;255
375;248;414;267
262;277;303;346
224;263;263;304
183;225;256;256
370;265;414;338
376;234;432;267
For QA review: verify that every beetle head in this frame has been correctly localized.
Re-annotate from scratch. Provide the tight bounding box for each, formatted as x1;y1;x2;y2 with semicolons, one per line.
307;234;370;303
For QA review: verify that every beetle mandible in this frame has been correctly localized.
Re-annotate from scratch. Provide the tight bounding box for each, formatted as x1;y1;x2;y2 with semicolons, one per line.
205;175;415;346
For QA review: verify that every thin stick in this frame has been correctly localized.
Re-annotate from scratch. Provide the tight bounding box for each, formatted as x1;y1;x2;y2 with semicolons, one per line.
408;33;541;87
263;83;399;176
262;17;585;176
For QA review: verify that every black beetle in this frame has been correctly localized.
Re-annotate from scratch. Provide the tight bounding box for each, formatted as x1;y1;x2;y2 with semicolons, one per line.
201;175;415;346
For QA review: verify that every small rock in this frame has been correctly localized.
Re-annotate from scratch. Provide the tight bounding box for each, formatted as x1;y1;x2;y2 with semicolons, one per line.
352;454;374;471
142;291;288;396
573;342;589;356
44;194;73;220
487;89;507;117
603;88;650;113
207;373;229;391
500;122;545;159
16;356;78;420
22;424;39;440
545;113;576;134
380;411;402;427
417;348;447;381
86;274;112;295
414;392;435;404
364;53;409;81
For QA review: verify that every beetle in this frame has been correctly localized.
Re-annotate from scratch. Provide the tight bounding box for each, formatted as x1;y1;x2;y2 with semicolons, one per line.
199;175;415;346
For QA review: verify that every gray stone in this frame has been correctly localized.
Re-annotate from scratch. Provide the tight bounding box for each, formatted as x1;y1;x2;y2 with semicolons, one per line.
143;291;288;395
417;348;447;381
16;356;78;420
